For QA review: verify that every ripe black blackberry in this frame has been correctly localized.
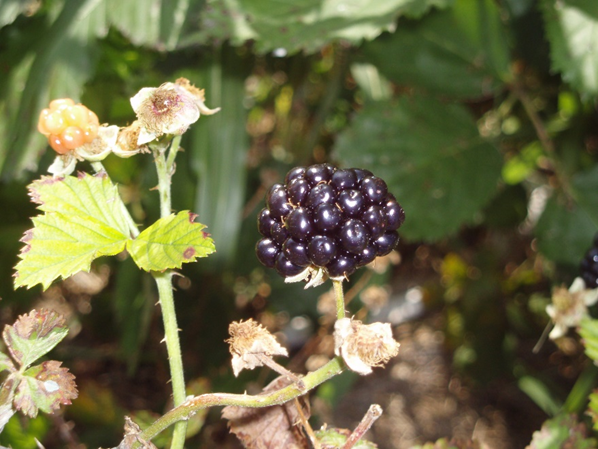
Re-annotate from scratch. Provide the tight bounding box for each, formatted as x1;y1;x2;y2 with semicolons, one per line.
580;233;598;288
256;164;405;284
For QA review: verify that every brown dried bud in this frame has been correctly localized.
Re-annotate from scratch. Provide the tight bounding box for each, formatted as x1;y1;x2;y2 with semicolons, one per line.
333;318;399;375
226;319;288;377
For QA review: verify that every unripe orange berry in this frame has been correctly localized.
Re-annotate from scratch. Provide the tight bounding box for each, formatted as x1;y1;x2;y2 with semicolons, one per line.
49;98;75;111
61;126;85;150
62;104;88;127
48;134;70;154
40;110;66;135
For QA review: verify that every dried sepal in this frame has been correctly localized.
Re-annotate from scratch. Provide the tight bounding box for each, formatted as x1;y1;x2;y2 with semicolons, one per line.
334;318;399;375
116;416;158;449
226;319;288;376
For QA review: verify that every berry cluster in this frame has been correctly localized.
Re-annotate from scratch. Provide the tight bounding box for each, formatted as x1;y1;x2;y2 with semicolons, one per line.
38;99;100;154
256;164;405;281
581;233;598;288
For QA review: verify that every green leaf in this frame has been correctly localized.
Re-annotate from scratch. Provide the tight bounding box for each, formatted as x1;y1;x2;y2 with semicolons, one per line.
361;0;511;99
588;390;598;431
316;426;378;448
517;375;562;416
14;173;133;290
579;318;598;363
188;45;250;268
542;0;598;96
0;0;34;28
527;414;596;449
2;309;68;369
535;166;598;266
105;0;190;50
195;0;453;55
0;353;15;375
333;97;502;241
13;361;77;418
128;211;215;272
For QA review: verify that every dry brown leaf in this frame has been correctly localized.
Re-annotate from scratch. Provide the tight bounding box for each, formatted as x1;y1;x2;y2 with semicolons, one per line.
222;376;310;449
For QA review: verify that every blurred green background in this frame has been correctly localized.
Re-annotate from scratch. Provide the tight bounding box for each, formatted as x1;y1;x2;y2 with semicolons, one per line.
1;0;598;447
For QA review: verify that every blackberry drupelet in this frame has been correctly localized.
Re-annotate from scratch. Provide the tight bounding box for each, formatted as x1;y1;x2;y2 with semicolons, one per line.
256;164;405;283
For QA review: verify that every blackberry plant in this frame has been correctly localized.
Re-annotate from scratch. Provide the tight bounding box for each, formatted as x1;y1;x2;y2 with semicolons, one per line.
256;164;405;285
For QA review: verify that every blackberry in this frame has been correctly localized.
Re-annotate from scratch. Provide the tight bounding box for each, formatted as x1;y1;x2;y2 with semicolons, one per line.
580;234;598;288
255;164;405;284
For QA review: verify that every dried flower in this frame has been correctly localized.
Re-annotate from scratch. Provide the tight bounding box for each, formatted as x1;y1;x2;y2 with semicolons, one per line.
547;277;598;340
130;78;220;145
334;318;399;375
226;319;288;377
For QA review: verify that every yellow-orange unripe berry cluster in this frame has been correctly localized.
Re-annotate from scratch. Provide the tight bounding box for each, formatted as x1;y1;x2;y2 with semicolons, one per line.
37;99;100;154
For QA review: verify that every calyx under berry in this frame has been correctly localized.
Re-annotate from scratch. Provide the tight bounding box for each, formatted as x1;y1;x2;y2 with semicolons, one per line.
256;164;405;286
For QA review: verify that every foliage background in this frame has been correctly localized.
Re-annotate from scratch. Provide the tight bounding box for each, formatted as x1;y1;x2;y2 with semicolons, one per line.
0;0;598;447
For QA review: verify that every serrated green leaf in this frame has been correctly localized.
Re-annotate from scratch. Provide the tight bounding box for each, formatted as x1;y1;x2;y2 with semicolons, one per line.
14;174;133;290
128;211;215;272
362;0;511;99
2;309;68;369
542;0;598;96
527;414;596;449
579;318;598;363
333;97;502;241
14;361;77;418
194;0;453;55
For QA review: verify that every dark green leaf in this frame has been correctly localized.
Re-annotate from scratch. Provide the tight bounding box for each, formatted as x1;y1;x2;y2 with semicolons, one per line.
333;97;502;241
362;0;511;99
188;46;250;267
195;0;453;55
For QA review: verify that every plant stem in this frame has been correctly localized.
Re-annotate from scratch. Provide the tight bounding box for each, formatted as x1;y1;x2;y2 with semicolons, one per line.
333;279;346;320
152;137;187;448
342;404;382;449
136;357;345;445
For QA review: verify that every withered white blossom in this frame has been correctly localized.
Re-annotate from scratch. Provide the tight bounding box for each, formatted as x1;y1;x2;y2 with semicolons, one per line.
226;319;288;377
130;78;220;145
334;318;399;375
547;277;598;340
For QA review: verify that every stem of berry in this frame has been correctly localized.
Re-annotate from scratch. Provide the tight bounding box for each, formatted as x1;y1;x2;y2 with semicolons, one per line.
151;135;188;449
135;357;345;445
333;279;346;320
